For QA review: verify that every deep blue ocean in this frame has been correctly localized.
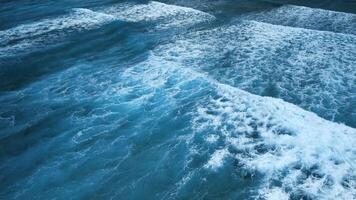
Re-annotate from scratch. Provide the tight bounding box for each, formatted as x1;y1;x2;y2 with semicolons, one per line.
0;0;355;199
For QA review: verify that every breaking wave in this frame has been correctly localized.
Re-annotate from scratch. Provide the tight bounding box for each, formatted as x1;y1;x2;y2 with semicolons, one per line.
100;1;215;29
0;1;355;200
154;20;356;127
240;5;356;35
0;1;214;58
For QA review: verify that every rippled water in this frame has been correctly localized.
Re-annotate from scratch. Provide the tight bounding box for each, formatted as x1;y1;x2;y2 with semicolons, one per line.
0;0;355;199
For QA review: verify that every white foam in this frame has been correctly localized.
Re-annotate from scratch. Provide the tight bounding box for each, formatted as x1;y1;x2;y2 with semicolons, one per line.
205;134;219;143
204;149;230;170
3;4;354;197
194;80;356;199
258;187;290;200
0;8;116;57
0;8;116;46
0;1;214;57
100;1;215;29
153;20;356;126
117;47;355;198
6;41;355;198
119;35;356;198
240;5;356;35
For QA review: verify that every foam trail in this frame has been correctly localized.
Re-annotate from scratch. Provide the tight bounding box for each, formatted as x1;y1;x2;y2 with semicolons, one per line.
240;5;356;35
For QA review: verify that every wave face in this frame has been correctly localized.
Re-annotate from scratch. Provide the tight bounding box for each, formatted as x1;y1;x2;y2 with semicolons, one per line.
0;0;355;200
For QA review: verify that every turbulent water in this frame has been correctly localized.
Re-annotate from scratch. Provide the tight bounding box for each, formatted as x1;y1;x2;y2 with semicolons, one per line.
0;0;355;199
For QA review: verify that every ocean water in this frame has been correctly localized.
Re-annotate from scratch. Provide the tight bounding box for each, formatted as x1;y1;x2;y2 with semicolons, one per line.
0;0;355;199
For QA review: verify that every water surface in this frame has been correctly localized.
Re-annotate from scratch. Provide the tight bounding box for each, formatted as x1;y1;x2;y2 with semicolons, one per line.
0;0;355;199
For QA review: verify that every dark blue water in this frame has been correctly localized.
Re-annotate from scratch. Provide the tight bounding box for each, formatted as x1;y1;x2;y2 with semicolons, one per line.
1;1;355;199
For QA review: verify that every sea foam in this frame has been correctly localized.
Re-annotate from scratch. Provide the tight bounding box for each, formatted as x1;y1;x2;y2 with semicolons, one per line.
0;1;214;57
153;20;356;127
137;50;356;199
116;49;356;199
100;1;215;29
240;5;356;35
0;8;116;57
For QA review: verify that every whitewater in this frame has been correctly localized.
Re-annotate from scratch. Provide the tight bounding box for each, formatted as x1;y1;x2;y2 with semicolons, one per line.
0;1;355;200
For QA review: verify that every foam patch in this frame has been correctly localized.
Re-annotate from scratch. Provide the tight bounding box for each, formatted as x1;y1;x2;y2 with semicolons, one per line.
1;49;354;199
0;1;214;57
240;5;356;35
121;53;356;199
0;8;116;57
194;79;356;200
100;1;215;29
153;20;356;126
